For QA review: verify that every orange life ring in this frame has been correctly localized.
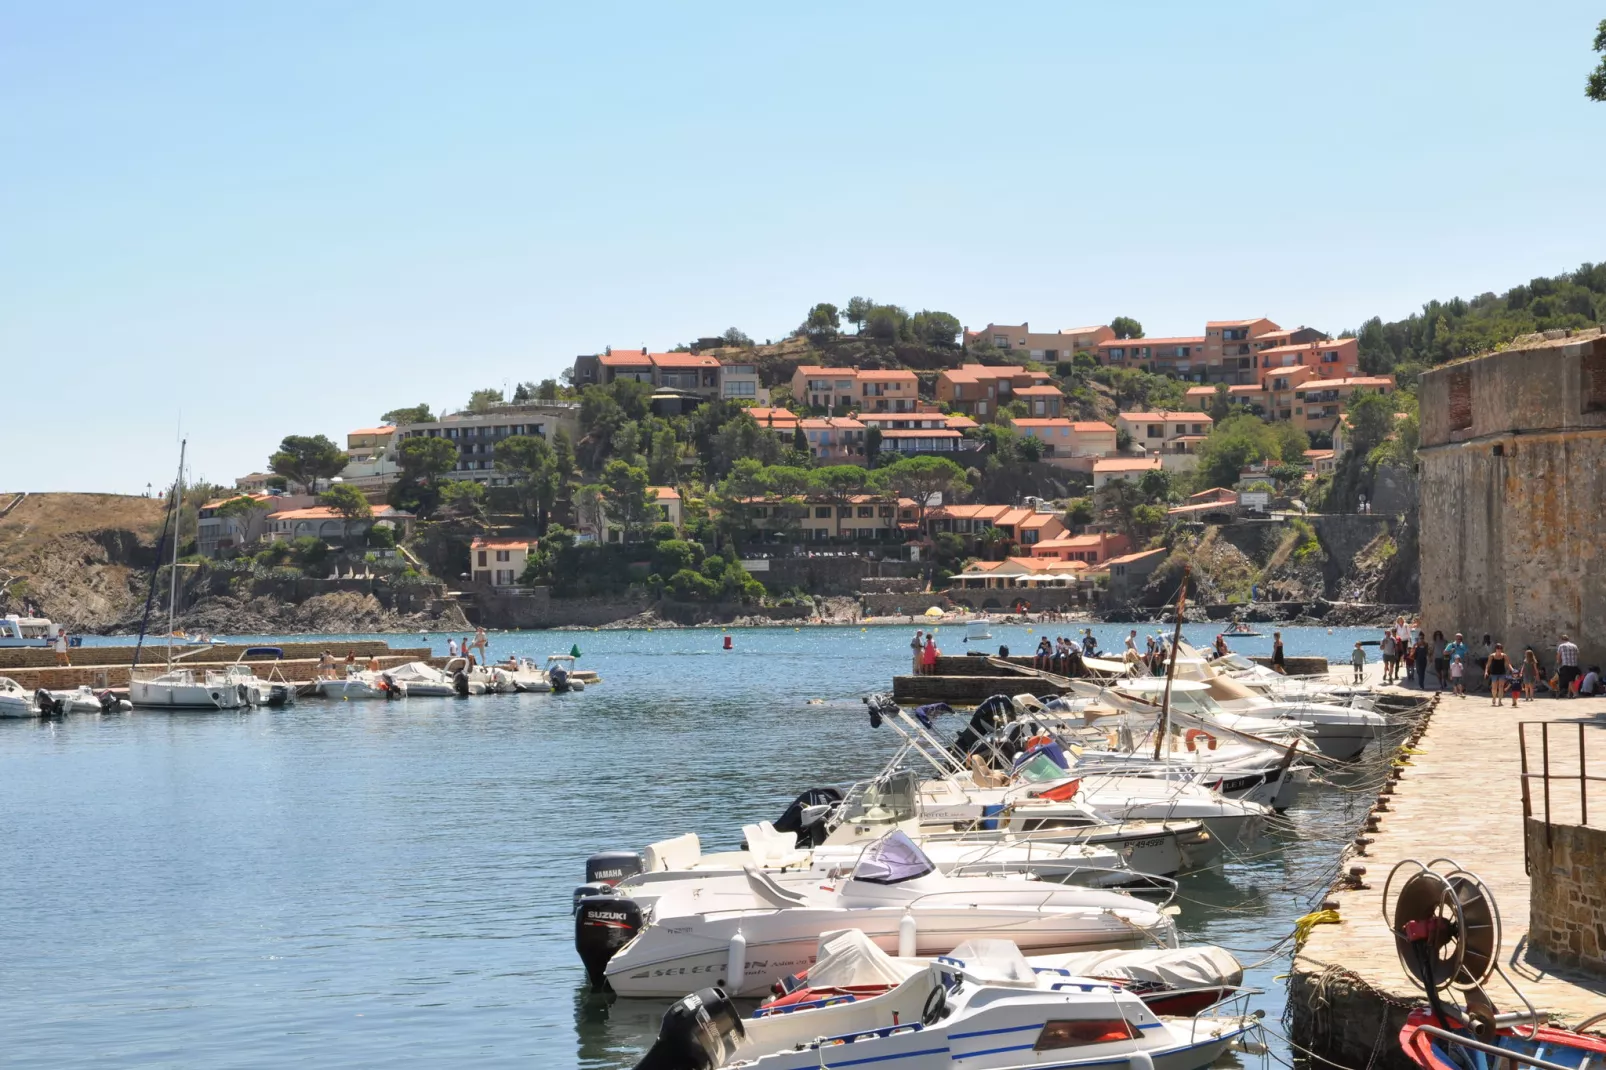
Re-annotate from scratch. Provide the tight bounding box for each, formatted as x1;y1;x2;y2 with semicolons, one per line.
1185;729;1218;752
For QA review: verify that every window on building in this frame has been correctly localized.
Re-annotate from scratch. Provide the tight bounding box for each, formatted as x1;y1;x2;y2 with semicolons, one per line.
477;550;487;567
878;506;893;518
495;550;510;562
813;528;829;540
1147;424;1162;438
856;506;873;518
814;507;831;518
1583;344;1606;413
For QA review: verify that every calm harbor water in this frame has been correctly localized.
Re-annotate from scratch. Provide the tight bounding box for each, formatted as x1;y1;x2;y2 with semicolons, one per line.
2;624;1398;1068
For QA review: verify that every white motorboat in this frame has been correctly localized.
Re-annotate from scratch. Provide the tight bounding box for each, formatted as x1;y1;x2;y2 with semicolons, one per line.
1177;665;1385;761
1208;649;1376;705
442;657;495;694
386;660;477;697
608;820;1142;891
757;930;1245;1020
0;676;38;717
43;686;129;714
546;654;584;692
575;831;1178;998
492;656;550;693
0;614;65;648
315;671;406;700
130;666;253;709
964;616;993;643
630;934;1258;1070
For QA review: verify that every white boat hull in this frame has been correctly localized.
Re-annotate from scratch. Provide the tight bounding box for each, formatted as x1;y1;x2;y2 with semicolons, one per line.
129;679;248;709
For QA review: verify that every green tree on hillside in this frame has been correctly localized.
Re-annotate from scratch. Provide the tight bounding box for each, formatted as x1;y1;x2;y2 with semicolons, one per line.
879;455;970;533
495;434;560;530
381;404;433;426
1344;391;1398;457
721;327;755;347
1587;18;1606;101
799;303;841;341
1195;414;1282;489
467;388;503;413
910;310;962;347
269;435;349;493
864;304;909;342
319;483;374;551
388;436;459;517
600;460;653;544
844;296;874;334
1110;316;1144;340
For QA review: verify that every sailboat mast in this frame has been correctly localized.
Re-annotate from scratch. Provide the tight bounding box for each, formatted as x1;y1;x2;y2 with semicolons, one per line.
167;440;186;659
1152;564;1191;761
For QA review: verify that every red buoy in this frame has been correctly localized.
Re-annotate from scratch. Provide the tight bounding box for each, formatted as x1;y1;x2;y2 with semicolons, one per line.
723;635;733;650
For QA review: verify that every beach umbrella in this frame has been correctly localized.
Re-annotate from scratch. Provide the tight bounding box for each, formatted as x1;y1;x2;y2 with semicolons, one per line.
924;606;945;619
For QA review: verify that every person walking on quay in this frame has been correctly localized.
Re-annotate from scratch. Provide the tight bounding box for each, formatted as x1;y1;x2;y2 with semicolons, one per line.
1412;633;1429;689
1450;654;1466;696
1431;630;1448;692
1379;629;1398;683
447;637;459;658
921;634;938;675
1402;633;1416;685
1556;634;1580;698
1521;648;1541;703
53;626;70;667
1351;641;1367;684
1446;632;1467;677
1486;643;1511;706
910;630;924;674
1474;634;1492;689
1272;631;1286;674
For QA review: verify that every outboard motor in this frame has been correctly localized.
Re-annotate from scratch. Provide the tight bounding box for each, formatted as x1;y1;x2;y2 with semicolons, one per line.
98;689;121;714
380;674;398;701
34;689;64;716
266;684;293;708
633;987;746;1070
549;666;570;693
575;894;643;989
954;694;1013;755
572;882;615;914
452;670;470;697
586;851;645;887
772;786;842;849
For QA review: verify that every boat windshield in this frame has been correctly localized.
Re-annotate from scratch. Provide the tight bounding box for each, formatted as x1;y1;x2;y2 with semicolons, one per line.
1017;752;1070;783
851;831;935;885
841;772;917;825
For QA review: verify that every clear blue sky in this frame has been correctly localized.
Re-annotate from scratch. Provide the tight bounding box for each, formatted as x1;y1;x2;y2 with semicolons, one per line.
4;2;1604;493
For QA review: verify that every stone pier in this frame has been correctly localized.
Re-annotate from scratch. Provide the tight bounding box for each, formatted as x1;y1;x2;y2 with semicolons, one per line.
1290;682;1606;1068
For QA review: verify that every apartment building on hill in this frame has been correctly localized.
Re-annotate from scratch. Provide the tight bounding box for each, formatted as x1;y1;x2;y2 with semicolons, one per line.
964;322;1115;360
1095;336;1206;377
935;364;1055;421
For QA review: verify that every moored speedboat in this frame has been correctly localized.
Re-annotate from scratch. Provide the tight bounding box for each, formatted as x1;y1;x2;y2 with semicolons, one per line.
576;831;1178;998
632;936;1260;1070
0;676;39;717
315;671;406;700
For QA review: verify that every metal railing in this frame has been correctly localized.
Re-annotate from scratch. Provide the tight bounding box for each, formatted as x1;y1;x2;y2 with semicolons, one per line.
1517;721;1606;865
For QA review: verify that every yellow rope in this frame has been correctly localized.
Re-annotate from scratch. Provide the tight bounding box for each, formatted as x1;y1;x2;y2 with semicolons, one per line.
1293;908;1342;945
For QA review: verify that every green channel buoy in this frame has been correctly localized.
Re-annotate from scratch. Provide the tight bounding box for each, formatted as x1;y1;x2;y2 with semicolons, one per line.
571;643;581;658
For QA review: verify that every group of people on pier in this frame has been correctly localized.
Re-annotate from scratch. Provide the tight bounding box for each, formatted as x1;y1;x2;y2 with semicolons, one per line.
1371;618;1599;705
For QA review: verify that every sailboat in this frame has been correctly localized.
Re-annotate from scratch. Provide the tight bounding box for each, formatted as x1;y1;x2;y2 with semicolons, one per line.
129;441;250;711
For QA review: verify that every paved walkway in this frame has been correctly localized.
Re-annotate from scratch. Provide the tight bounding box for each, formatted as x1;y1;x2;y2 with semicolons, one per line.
1296;669;1606;1025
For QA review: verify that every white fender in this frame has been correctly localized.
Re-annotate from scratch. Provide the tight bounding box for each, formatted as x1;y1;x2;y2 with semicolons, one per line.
1129;1050;1155;1070
898;911;917;958
725;930;747;990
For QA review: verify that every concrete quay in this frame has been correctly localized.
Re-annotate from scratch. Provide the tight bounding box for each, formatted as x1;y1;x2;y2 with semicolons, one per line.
1;641;436;691
1289;670;1606;1068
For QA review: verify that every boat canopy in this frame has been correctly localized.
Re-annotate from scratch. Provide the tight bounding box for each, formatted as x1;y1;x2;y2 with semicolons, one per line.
851;831;935;885
809;929;923;988
944;939;1038;985
242;647;283;659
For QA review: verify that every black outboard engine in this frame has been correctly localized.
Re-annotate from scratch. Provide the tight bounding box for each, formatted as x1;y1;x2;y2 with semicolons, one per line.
572;882;615;914
266;684;293;708
549;666;571;693
773;786;843;848
634;987;746;1070
586;851;645;887
381;674;398;701
954;693;1013;755
575;894;644;989
34;689;64;716
452;670;470;697
98;689;121;713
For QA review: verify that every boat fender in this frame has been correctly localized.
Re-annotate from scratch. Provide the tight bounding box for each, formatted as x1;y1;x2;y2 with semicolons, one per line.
898;911;917;958
723;930;746;991
571;882;615;914
574;895;643;989
921;984;947;1026
1185;729;1218;752
1128;1050;1155;1070
632;987;745;1070
34;689;64;716
586;851;645;886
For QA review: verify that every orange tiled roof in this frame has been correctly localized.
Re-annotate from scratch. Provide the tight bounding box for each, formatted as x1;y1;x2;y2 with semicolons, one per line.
648;486;681;501
597;350;657;366
1103;547;1169;566
1119;411;1212;423
856;369;917;381
1098;336;1205;348
349;425;396;437
471;537;532;550
1093;457;1164;473
1255;340;1353;357
1299;376;1394;391
1207;318;1276;328
650;352;720;368
1011;384;1062;396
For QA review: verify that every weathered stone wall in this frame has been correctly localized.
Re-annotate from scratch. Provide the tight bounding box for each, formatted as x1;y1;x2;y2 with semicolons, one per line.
944;588;1087;612
472;587;650;629
756;556;919;596
1526;817;1606;973
1419;331;1606;668
860;592;948;616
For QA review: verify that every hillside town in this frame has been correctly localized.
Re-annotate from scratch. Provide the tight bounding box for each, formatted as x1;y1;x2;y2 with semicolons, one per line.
180;306;1417;628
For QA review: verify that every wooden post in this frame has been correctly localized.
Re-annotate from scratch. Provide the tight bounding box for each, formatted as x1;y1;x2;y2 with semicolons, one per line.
1153;564;1190;762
